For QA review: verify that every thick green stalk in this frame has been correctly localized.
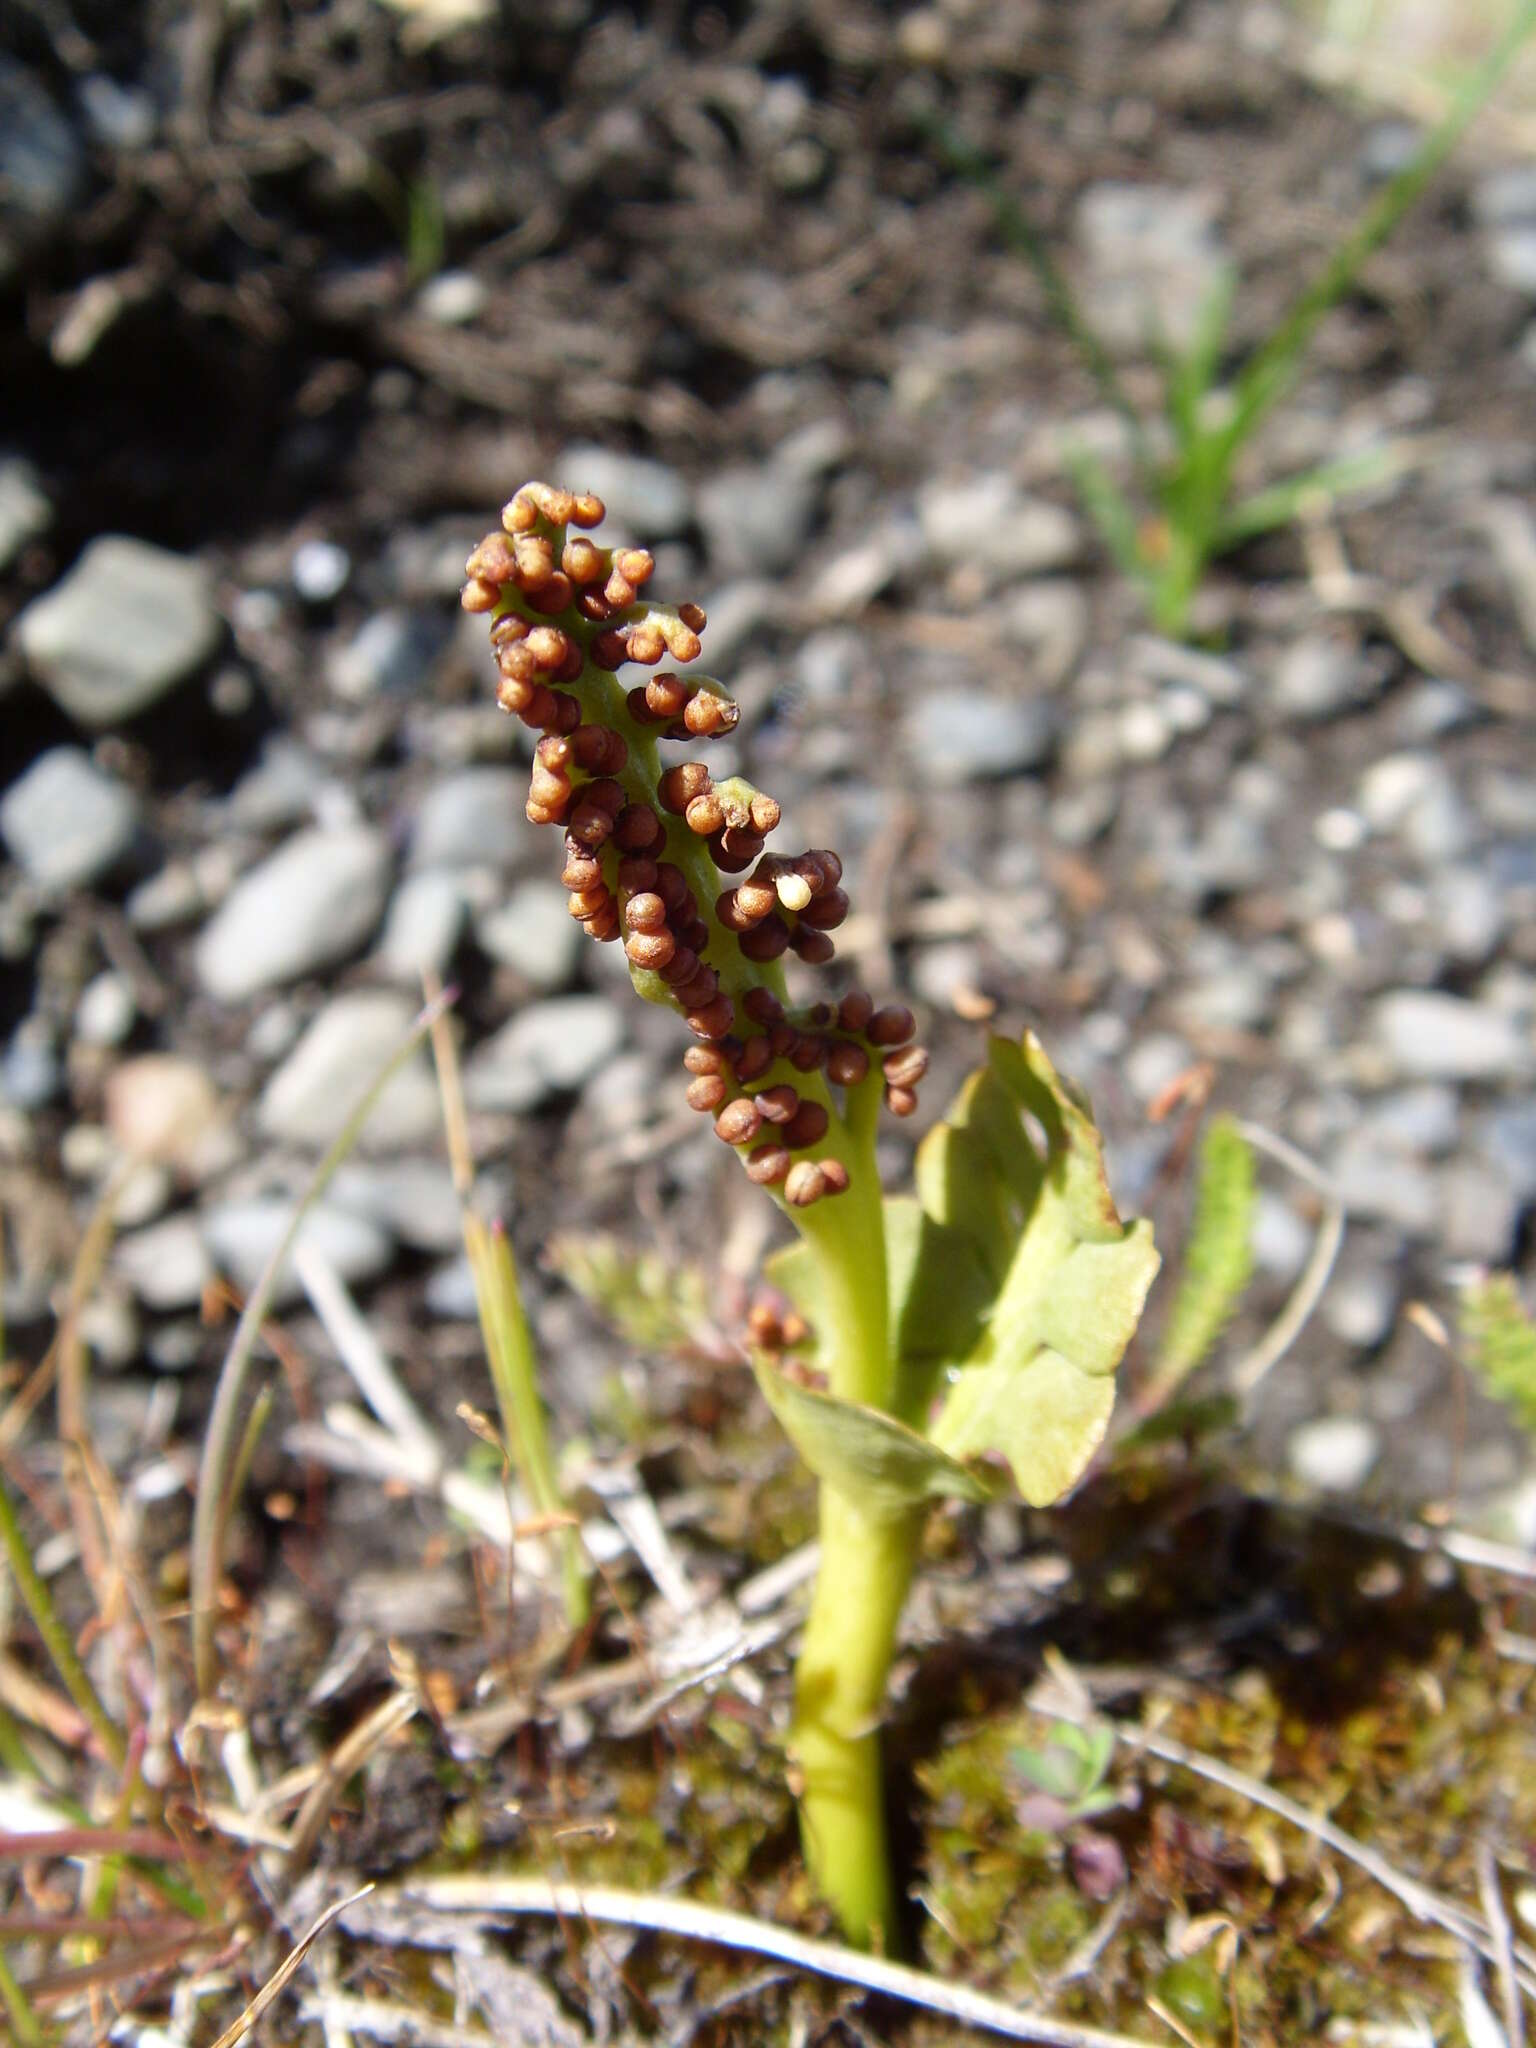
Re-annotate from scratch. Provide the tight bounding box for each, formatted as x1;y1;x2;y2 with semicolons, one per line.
794;1488;919;1952
788;1073;919;1951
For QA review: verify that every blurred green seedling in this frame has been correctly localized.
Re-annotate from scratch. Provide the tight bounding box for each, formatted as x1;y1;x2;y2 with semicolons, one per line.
930;0;1536;639
1010;1719;1119;1824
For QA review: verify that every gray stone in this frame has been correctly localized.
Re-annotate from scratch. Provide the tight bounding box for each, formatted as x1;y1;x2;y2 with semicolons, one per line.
76;72;155;151
200;1197;393;1306
415;269;488;326
477;881;583;991
999;580;1089;688
911;940;985;1011
465;995;625;1113
1;1017;60;1110
695;578;777;668
1485;225;1536;296
1169;960;1274;1036
1251;1190;1312;1281
424;1253;479;1319
1443;1157;1522;1264
410;768;529;870
1322;1249;1400;1351
1431;865;1506;966
1329;1128;1439;1237
16;537;220;727
1394;678;1480;741
555;444;692;540
1116;700;1174;762
330;1160;463;1255
795;628;861;706
1074;182;1226;353
1287;1415;1381;1494
0;455;52;571
1370;989;1530;1081
805;520;913;620
0;57;85;280
194;825;392;1002
75;971;136;1048
327;607;450;702
1;747;140;889
918;471;1079;577
903;688;1055;784
256;991;443;1152
1179;811;1277;901
227;737;328;832
291;538;350;603
1482;1101;1536;1199
1123;1032;1192;1107
1271;632;1378;721
1127;634;1249;708
114;1215;214;1312
1363;1084;1459;1156
1472;164;1536;227
375;870;467;984
78;1291;139;1372
1357;751;1444;833
697;461;819;577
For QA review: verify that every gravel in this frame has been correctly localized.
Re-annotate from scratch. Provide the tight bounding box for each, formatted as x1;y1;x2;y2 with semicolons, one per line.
464;995;626;1113
1370;989;1531;1082
1287;1414;1382;1493
15;536;221;727
903;687;1056;784
476;881;584;990
200;1196;394;1305
194;825;392;1002
256;990;444;1151
408;768;530;870
1;746;142;890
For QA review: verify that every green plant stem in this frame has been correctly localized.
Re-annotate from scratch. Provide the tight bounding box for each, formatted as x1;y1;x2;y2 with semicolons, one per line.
793;1489;920;1954
0;1941;43;2048
466;1216;590;1629
788;1070;915;1950
0;1466;125;1771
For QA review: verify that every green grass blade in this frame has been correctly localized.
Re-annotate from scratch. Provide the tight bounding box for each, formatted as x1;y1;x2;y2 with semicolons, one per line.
922;117;1156;490
1164;269;1236;448
1215;439;1428;549
0;1467;125;1771
190;988;456;1695
0;1943;43;2048
464;1215;590;1629
1147;1115;1256;1400
1064;443;1147;584
1221;0;1536;462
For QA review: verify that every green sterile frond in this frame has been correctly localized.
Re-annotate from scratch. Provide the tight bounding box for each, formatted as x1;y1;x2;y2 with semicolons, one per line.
1151;1113;1256;1394
1461;1271;1536;1437
548;1231;715;1358
926;1033;1160;1506
755;1360;995;1514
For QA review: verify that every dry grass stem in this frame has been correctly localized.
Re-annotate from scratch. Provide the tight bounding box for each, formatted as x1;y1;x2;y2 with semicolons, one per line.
388;1876;1165;2048
206;1884;373;2048
1228;1121;1346;1399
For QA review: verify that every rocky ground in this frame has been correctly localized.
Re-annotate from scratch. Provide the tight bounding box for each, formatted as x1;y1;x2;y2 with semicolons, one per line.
2;0;1536;2038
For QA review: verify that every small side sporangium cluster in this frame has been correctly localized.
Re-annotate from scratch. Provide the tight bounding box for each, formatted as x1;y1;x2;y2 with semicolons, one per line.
464;481;929;1209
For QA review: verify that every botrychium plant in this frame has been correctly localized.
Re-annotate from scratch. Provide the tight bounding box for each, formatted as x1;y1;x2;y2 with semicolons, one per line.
462;482;1160;1950
929;0;1536;641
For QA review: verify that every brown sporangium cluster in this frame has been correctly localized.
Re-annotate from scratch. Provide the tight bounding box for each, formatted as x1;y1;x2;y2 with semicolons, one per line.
464;481;929;1208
